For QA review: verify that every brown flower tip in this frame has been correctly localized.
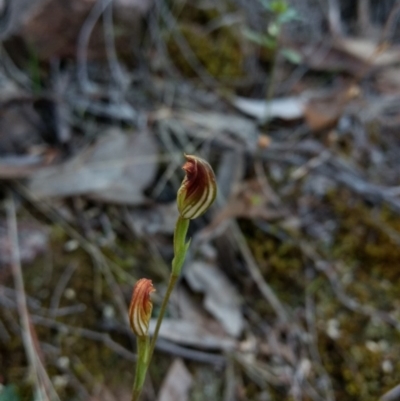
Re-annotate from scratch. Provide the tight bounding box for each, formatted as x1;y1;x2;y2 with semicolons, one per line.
177;155;217;220
129;279;155;337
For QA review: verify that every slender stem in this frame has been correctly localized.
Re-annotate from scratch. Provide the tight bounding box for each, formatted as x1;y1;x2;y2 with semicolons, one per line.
131;336;149;401
133;215;190;400
148;273;178;362
172;216;190;276
148;217;190;360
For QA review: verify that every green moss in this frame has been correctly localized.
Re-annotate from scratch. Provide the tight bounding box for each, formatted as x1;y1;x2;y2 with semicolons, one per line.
329;192;400;305
245;189;400;400
165;3;244;79
316;190;400;400
167;24;244;79
247;229;305;306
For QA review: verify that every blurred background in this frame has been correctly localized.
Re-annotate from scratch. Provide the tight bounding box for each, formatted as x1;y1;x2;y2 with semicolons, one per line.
0;0;400;400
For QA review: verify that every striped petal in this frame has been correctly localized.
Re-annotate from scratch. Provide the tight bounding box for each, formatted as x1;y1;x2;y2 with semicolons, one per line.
177;155;217;220
129;279;155;337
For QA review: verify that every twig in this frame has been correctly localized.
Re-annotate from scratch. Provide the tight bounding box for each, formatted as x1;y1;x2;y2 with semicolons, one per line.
0;285;42;310
0;319;10;341
357;0;371;36
6;190;59;401
77;0;113;93
147;0;181;79
151;124;185;198
325;0;343;36
102;0;127;91
156;338;226;366
159;1;219;87
0;44;33;89
229;220;290;323
305;270;335;401
49;263;78;317
50;304;87;317
31;315;136;362
380;2;400;44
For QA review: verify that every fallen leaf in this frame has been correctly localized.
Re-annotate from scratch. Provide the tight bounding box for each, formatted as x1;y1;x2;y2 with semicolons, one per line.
179;110;259;149
0;221;48;266
335;38;400;67
157;359;193;401
184;261;243;338
149;318;236;351
0;154;56;179
233;96;305;123
294;38;400;75
297;41;369;74
28;129;158;204
304;85;360;131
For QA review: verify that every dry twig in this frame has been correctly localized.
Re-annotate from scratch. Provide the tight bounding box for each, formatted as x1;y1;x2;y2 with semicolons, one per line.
6;190;60;401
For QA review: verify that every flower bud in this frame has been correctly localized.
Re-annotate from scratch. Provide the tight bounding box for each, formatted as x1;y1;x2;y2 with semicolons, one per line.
129;279;155;337
177;155;217;220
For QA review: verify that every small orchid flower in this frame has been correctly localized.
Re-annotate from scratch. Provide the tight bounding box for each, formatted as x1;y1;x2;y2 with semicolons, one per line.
130;155;218;401
177;155;217;220
129;279;155;338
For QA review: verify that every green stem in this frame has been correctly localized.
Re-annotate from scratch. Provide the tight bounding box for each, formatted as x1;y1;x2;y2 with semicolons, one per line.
148;216;190;363
172;216;190;275
148;273;178;363
131;336;149;401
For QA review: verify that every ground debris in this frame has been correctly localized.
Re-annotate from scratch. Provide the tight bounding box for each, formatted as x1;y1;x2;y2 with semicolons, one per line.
0;220;48;266
1;1;400;400
28;129;158;204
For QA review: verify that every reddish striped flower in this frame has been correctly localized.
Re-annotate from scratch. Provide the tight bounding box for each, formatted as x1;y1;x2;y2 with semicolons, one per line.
129;279;155;337
177;155;217;220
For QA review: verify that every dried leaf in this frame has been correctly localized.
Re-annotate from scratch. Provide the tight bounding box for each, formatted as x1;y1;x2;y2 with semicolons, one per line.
184;261;243;338
304;85;360;131
0;221;48;265
179;110;259;149
149;318;236;351
296;38;400;75
29;129;158;204
299;42;368;74
157;359;193;401
233;96;305;123
0;155;55;179
335;38;400;67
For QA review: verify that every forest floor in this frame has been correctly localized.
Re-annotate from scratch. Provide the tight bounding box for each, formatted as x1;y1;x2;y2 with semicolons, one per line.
0;1;400;400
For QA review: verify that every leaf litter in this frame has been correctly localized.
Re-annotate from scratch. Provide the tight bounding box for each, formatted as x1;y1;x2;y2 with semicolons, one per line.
29;129;158;204
2;1;400;401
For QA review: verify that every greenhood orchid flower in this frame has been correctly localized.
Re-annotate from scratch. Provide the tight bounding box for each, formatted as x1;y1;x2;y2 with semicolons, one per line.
177;155;217;220
130;154;217;401
129;278;155;338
